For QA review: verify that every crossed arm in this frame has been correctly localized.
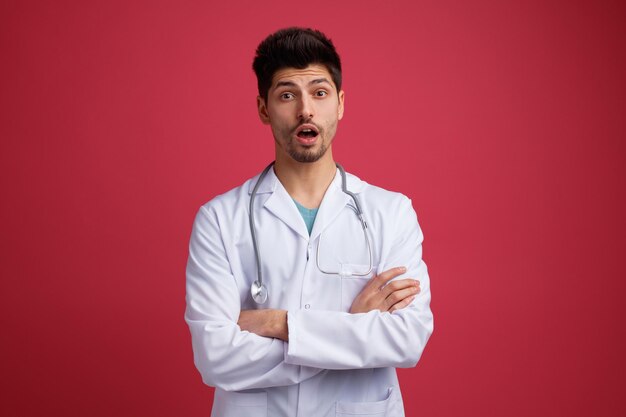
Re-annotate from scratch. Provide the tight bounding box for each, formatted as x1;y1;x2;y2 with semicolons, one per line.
238;267;421;341
186;198;433;391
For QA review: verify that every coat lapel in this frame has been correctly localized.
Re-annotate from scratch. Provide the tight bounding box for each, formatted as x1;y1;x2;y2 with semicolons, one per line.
310;169;365;242
248;166;366;242
249;167;310;240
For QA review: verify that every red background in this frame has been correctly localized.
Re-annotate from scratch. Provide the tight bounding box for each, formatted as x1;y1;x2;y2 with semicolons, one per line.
1;1;625;416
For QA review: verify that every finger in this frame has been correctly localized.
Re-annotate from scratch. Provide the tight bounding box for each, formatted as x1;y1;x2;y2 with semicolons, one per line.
381;278;419;296
388;295;416;313
384;286;420;310
372;267;407;289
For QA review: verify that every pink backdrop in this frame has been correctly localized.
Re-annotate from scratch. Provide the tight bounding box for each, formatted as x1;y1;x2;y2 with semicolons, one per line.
1;1;625;416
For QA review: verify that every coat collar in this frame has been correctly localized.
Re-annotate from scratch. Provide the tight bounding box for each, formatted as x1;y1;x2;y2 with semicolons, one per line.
246;165;365;195
247;165;366;241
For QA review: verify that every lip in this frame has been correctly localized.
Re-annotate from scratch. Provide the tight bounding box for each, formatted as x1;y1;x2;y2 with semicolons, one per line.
294;135;318;146
294;123;320;136
293;123;320;146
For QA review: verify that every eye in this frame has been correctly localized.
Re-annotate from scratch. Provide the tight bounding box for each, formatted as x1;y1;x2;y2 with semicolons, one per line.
280;92;294;100
315;90;328;97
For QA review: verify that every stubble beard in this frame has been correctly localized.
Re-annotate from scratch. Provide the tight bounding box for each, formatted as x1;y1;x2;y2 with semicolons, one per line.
287;141;329;163
279;123;337;163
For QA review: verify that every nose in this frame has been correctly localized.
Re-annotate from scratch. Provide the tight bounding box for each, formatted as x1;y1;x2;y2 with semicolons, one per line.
297;95;314;120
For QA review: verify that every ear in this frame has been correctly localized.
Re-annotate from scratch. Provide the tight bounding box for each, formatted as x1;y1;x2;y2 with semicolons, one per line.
257;96;270;125
337;90;345;121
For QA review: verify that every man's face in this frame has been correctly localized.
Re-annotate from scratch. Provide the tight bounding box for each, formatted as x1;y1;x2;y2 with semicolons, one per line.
257;64;345;164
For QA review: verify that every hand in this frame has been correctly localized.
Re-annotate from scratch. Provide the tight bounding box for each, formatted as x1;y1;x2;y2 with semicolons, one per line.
238;309;289;341
349;267;420;314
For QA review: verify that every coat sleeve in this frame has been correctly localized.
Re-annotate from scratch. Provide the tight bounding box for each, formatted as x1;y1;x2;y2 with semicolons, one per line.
284;196;434;369
185;205;322;391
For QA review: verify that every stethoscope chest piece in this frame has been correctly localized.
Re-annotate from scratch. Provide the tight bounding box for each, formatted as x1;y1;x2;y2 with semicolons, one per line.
251;280;268;304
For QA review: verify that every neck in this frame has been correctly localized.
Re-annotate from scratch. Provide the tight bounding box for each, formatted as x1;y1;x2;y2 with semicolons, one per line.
273;150;336;209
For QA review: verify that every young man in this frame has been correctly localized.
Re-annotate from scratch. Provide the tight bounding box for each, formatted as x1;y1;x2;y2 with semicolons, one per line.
185;27;433;417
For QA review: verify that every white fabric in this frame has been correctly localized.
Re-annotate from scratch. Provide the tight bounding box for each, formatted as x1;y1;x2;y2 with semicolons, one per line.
185;167;434;417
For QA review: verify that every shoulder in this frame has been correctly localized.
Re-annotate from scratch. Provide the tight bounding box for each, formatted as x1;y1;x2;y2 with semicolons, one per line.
346;171;420;237
199;174;260;214
347;171;412;211
192;174;261;230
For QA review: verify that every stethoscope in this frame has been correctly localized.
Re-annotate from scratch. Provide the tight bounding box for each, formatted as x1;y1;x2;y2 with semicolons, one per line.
249;161;373;304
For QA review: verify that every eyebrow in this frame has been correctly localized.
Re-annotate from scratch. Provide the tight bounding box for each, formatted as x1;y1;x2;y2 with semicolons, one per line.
274;78;333;89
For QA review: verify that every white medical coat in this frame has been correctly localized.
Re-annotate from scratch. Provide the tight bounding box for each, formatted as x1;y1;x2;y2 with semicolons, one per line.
185;167;433;417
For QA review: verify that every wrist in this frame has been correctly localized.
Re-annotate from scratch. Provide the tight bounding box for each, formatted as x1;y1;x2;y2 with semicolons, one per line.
271;310;288;341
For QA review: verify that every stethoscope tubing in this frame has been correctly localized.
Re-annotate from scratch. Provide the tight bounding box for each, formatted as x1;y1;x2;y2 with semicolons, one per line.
249;162;275;304
249;161;371;304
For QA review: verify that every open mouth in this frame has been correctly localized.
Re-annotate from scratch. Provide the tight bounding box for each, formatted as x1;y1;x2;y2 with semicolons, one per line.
295;124;320;140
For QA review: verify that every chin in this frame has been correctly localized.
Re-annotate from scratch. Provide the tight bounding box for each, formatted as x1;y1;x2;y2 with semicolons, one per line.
289;149;327;163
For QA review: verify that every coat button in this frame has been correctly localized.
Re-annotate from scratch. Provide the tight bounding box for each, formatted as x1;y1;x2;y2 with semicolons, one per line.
304;304;310;309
